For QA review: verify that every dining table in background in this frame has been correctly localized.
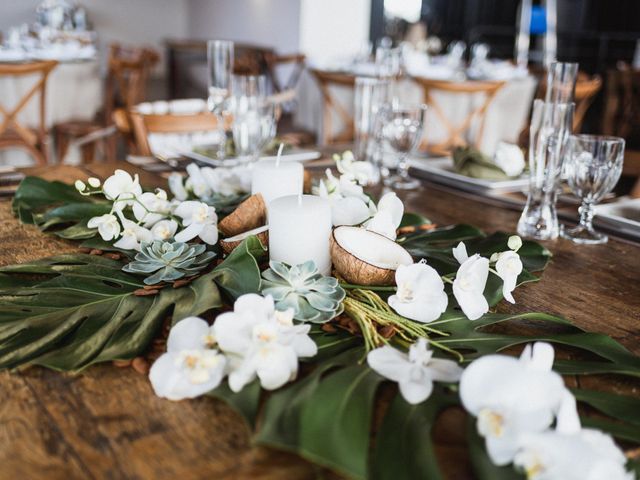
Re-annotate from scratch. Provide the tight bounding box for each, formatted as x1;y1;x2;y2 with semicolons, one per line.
294;67;537;155
0;59;102;166
0;156;638;479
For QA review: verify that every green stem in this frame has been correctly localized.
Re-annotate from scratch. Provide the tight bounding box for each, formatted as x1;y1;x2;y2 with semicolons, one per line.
340;283;397;292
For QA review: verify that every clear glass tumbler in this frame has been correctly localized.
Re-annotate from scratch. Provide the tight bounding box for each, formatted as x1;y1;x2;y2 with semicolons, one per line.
517;100;575;240
561;135;625;244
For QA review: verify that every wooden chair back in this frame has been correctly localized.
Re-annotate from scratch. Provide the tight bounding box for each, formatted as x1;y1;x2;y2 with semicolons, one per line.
309;69;356;145
126;106;225;157
412;77;506;156
105;44;160;122
573;74;602;132
0;60;57;164
265;53;306;93
603;64;640;197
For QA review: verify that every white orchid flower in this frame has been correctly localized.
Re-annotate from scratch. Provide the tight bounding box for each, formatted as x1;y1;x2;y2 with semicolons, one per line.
514;394;633;480
494;142;526;178
185;163;212;199
336;150;377;185
200;166;248;197
173;201;219;245
460;342;570;466
453;249;490;320
87;213;121;241
213;294;317;392
151;219;178;241
331;196;372;226
132;189;171;227
388;261;448;323
113;215;153;251
367;338;463;404
102;169;142;209
149;316;226;401
168;173;189;201
365;192;404;240
495;250;523;303
453;241;469;264
508;235;523;252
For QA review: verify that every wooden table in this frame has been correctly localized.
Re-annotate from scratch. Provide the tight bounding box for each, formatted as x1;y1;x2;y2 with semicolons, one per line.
0;161;639;480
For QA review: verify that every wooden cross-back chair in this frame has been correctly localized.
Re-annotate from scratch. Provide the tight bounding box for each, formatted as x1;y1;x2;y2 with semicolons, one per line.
0;60;58;165
121;106;225;157
54;43;159;163
573;74;602;132
603;63;640;197
265;52;306;93
310;69;356;145
412;77;506;156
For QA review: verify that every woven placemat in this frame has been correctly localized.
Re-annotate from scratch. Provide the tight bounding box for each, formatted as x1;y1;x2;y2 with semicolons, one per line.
0;201;77;267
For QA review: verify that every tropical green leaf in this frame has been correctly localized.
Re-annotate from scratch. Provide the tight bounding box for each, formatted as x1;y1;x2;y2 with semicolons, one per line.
297;364;383;479
0;237;265;371
371;388;457;480
399;212;431;228
12;176;90;220
572;389;640;427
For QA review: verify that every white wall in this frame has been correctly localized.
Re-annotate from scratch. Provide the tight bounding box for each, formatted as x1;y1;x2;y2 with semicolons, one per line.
187;0;301;54
299;0;371;65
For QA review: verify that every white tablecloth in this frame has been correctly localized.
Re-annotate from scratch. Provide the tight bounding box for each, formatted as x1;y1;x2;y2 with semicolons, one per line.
0;60;103;166
294;70;537;156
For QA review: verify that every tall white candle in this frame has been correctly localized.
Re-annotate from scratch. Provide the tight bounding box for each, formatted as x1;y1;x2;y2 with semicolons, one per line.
251;159;304;206
268;194;332;275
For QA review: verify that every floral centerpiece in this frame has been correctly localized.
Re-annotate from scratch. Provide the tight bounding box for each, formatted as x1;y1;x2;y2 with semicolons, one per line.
1;153;639;480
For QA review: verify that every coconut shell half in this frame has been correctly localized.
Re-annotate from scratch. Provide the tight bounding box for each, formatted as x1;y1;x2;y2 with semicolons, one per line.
218;193;266;237
220;225;269;255
330;226;413;286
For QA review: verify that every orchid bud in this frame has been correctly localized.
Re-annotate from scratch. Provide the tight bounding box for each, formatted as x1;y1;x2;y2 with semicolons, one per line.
508;235;523;252
74;180;86;192
88;177;101;188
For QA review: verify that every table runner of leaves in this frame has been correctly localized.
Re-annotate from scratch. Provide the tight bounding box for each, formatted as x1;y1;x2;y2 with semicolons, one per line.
1;176;639;479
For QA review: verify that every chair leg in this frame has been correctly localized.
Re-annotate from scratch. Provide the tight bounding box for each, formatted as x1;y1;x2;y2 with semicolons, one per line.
56;131;70;163
81;143;96;164
631;178;640;199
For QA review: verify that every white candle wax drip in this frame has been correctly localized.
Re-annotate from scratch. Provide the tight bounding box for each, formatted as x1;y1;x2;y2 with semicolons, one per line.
268;194;332;275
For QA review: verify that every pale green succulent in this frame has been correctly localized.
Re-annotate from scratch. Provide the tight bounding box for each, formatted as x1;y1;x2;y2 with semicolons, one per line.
261;260;345;323
123;241;215;285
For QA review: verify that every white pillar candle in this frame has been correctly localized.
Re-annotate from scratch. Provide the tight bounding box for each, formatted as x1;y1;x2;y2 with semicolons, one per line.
268;194;332;275
251;159;304;206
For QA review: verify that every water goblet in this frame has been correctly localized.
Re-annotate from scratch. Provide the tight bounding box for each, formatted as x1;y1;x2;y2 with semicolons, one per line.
232;102;277;165
561;135;625;244
207;40;234;158
380;103;427;190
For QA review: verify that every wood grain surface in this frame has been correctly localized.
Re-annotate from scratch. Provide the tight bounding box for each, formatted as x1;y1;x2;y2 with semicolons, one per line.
0;161;638;480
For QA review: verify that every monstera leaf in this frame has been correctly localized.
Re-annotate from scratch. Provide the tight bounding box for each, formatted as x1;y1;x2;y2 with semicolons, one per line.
0;236;264;371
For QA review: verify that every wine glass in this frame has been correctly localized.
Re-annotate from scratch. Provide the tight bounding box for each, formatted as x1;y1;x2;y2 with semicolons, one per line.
231;102;277;165
561;135;625;244
380;103;427;190
228;74;268;113
207;40;234;158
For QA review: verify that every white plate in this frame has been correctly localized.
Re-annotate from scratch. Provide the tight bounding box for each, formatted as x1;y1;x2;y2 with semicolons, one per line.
409;157;529;194
183;147;321;166
594;197;640;234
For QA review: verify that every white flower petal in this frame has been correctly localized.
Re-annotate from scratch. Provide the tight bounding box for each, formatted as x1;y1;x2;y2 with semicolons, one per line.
366;209;398;240
198;223;219;245
377;192;404;227
452;242;469;264
174;222;203;243
331;196;371;226
398;376;434;404
167;316;211;352
367;345;412;383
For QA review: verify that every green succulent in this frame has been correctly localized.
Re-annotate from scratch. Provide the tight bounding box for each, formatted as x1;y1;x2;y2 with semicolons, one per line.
123;241;216;285
261;260;345;323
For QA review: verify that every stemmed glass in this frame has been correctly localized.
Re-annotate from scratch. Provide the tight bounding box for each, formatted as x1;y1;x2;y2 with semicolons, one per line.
207;40;234;159
561;135;625;244
380;103;428;190
231;102;277;165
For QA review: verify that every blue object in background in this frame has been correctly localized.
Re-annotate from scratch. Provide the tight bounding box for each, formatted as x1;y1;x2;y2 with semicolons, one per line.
530;5;547;34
